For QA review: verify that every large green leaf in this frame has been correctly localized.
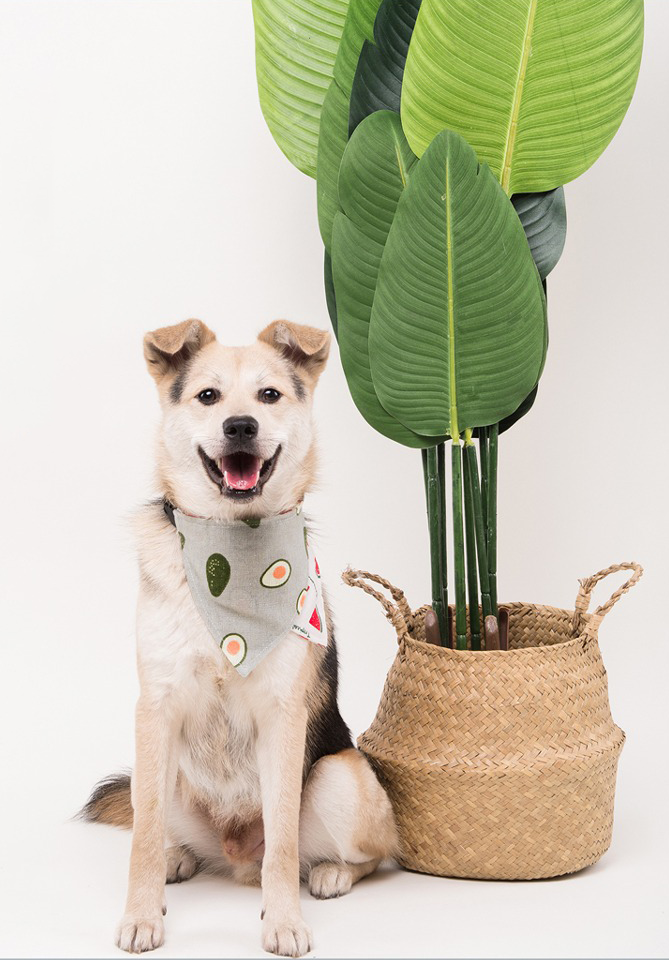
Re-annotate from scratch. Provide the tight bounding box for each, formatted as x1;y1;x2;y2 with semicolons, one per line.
319;0;419;338
512;188;566;280
478;278;547;439
337;110;416;243
369;130;547;437
317;80;351;251
401;0;644;194
323;250;338;335
316;0;383;249
252;0;349;178
332;111;437;447
332;0;382;93
349;0;422;136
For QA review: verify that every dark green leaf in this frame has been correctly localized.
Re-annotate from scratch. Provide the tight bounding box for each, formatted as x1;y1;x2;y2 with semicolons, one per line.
324;250;338;336
349;0;422;136
317;81;351;252
499;384;538;434
512;189;567;280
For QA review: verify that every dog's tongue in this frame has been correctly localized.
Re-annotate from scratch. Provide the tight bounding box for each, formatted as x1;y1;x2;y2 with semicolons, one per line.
221;454;261;491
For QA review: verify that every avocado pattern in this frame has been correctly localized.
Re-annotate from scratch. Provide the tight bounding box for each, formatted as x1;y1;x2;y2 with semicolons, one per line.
260;559;291;588
221;633;247;667
174;505;327;676
206;553;231;597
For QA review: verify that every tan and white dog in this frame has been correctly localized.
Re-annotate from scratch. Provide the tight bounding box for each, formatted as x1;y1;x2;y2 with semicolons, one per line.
82;318;398;957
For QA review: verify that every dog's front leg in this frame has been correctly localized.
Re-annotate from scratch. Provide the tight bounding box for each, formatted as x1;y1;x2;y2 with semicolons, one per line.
116;694;179;954
256;695;312;958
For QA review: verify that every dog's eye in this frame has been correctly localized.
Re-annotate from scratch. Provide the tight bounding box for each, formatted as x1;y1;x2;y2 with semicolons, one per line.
259;388;281;404
196;389;220;406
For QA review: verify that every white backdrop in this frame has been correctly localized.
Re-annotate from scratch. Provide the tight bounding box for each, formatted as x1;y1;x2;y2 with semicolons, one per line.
1;2;667;958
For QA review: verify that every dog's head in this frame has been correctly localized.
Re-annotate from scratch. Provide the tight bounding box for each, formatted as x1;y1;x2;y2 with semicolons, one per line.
144;319;330;519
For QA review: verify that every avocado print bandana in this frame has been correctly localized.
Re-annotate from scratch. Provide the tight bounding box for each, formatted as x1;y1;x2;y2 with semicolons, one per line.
172;506;327;676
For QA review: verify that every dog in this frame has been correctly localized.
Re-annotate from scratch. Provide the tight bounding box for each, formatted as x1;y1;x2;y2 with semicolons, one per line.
82;318;398;957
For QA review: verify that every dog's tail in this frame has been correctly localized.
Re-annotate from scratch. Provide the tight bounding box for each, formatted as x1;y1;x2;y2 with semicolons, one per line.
78;772;133;829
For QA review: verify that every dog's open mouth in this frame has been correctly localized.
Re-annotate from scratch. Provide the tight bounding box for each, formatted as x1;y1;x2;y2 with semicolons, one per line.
198;446;281;500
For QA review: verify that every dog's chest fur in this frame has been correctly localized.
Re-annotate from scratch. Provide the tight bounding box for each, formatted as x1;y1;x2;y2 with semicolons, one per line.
134;504;315;824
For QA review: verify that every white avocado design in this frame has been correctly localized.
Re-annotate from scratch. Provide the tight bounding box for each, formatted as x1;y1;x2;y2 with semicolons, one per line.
221;633;247;667
260;559;292;588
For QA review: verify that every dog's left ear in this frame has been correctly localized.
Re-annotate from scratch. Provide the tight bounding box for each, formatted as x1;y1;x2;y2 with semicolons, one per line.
257;320;331;384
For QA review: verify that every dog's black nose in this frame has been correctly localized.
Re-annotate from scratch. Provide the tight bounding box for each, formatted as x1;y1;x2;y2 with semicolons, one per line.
223;416;259;441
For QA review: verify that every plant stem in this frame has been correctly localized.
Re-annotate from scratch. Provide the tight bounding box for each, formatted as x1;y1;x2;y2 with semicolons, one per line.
436;441;449;619
487;423;499;616
462;440;481;651
479;426;489;534
464;437;493;622
423;446;446;643
451;440;467;650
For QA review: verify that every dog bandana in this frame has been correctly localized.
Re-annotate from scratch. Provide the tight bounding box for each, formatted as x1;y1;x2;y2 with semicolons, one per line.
171;505;327;676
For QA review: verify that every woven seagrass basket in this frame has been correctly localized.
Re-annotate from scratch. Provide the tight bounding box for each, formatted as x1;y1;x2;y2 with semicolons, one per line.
344;562;642;881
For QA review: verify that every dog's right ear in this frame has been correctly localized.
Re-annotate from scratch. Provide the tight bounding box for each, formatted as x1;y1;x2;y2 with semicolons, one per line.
143;319;216;386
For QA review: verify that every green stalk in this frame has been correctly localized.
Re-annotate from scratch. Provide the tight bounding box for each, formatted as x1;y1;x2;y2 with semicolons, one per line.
423;446;447;643
487;423;499;616
436;441;449;618
479;425;489;533
464;437;493;622
451;440;467;650
462;440;481;651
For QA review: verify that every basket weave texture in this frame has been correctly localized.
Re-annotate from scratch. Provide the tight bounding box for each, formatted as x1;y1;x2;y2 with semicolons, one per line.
345;562;642;880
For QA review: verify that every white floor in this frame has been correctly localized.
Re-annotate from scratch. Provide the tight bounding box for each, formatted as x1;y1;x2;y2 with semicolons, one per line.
2;773;666;960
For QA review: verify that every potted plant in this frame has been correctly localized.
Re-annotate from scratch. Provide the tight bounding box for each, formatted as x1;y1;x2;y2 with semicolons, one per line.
252;0;644;879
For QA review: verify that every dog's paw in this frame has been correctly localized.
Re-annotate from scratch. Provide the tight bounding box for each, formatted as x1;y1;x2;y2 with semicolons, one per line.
308;862;353;900
165;844;199;884
115;914;165;954
262;915;313;957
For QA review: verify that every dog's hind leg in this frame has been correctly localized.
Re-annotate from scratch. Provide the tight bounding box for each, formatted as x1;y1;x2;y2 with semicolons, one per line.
308;858;380;900
299;747;398;899
165;844;199;884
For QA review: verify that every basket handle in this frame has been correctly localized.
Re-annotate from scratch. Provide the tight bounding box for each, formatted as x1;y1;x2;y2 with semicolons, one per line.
342;568;414;637
571;561;643;640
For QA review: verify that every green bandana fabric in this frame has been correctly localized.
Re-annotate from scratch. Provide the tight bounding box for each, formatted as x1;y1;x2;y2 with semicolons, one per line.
173;507;327;676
